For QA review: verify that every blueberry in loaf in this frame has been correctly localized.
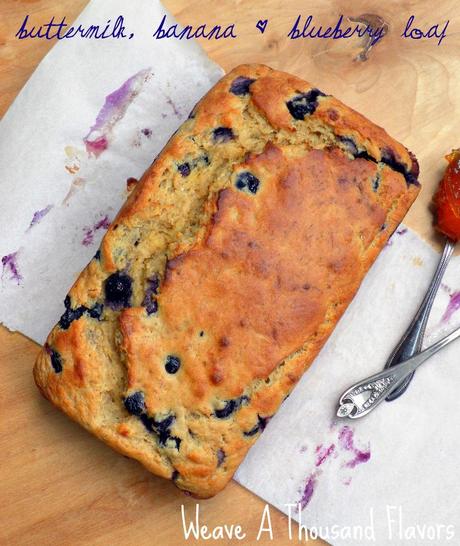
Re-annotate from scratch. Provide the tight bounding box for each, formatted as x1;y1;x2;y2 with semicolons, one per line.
34;64;420;498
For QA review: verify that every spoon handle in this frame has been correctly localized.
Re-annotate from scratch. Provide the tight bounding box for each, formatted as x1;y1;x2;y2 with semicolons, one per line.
384;237;455;401
337;324;460;418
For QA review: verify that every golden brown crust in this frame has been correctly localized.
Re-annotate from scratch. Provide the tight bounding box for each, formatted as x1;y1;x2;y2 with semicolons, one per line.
33;64;420;498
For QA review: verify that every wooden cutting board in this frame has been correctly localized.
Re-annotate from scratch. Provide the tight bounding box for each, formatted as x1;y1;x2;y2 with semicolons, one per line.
1;1;458;544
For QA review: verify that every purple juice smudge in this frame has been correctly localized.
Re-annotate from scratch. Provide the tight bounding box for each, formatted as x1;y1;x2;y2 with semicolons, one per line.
338;425;371;469
338;425;354;451
1;251;22;285
81;215;111;246
84;68;152;157
166;97;181;118
95;216;110;230
85;135;108;157
441;291;460;323
342;476;352;486
298;473;317;511
28;205;53;230
82;232;93;247
345;448;371;468
329;419;339;431
141;128;152;137
386;227;407;248
315;443;335;467
299;445;308;454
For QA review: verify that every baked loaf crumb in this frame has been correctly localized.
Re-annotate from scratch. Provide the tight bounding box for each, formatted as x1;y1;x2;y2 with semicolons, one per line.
34;64;420;498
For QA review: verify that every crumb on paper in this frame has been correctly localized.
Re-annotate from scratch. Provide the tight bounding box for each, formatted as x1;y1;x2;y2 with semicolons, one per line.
412;256;423;267
64;145;81;174
27;205;53;231
65;164;80;175
81;215;111;246
84;68;152;158
1;251;22;285
126;177;139;192
62;177;86;205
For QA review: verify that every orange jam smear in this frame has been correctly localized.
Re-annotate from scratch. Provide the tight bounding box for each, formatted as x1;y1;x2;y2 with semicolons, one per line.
434;149;460;241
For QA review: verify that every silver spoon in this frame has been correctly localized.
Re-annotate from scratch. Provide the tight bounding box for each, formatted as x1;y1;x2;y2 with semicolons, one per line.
383;238;455;401
337;323;460;418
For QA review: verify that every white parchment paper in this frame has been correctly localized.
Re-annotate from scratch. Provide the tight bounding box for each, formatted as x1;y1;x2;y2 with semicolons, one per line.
0;0;223;342
1;3;459;545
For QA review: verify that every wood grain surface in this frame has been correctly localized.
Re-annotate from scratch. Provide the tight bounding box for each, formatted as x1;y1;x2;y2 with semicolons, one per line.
1;0;458;544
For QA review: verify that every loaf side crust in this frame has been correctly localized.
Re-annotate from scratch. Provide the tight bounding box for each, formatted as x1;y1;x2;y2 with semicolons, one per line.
34;64;420;497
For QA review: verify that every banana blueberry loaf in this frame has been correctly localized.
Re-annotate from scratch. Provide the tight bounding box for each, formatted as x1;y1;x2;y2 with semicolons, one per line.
34;64;420;498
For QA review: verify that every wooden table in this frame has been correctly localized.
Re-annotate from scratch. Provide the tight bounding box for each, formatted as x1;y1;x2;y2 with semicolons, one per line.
1;1;457;544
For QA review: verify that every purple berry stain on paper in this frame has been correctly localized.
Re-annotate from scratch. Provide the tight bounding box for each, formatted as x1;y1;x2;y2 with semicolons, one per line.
28;205;53;230
295;424;370;510
386;227;408;248
298;473;318;511
338;425;371;468
1;251;22;285
133;127;153;148
166;97;181;118
82;215;111;246
315;443;336;466
338;425;354;451
441;291;460;324
441;283;452;294
85;135;108;157
345;449;371;468
84;68;152;157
